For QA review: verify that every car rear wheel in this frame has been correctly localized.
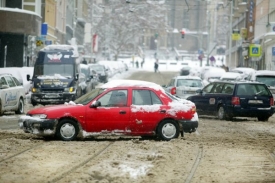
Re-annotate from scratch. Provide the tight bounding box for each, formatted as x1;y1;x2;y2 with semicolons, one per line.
56;119;79;141
257;115;269;122
157;120;179;141
217;106;232;120
0;100;3;116
15;98;24;114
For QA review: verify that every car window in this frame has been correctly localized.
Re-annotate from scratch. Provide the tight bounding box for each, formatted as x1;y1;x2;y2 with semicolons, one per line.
212;83;224;93
167;79;175;87
5;76;16;87
98;89;128;107
256;76;275;86
236;84;270;96
12;77;22;86
221;83;234;94
203;83;215;93
0;77;8;86
132;89;162;105
177;79;202;87
75;88;104;105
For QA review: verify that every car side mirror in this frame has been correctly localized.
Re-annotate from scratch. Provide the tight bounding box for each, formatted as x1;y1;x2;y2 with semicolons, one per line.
75;73;79;81
91;101;101;108
196;89;203;94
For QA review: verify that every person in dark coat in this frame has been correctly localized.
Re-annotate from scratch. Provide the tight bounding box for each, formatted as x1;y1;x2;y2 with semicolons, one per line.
154;59;159;73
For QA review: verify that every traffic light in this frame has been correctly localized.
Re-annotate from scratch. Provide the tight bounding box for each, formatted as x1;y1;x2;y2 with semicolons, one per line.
181;30;185;38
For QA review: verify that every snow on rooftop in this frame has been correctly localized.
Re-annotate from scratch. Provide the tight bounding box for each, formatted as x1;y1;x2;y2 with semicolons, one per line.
0;7;41;17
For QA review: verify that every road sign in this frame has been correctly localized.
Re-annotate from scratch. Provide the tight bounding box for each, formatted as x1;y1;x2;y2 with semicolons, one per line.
249;44;262;57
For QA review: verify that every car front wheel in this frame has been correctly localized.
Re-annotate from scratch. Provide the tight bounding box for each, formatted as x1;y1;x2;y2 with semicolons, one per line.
157;120;179;141
15;98;24;114
56;119;79;141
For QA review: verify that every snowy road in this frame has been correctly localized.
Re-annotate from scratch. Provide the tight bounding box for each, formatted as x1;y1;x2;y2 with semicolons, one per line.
0;70;275;183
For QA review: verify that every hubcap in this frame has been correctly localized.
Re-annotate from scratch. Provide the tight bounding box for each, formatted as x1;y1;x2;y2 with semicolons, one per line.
162;123;176;138
60;123;75;139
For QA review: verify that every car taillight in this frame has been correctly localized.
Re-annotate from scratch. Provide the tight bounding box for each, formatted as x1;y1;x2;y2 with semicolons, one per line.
231;97;240;105
270;97;274;106
171;87;176;95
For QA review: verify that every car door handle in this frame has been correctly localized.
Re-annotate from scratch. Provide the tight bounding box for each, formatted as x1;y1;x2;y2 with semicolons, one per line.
119;110;126;114
159;110;166;113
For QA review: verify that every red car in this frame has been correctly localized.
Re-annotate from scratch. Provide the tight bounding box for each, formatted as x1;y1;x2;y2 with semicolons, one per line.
19;80;198;141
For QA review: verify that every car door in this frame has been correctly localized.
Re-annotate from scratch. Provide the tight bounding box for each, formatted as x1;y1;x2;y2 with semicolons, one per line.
85;89;130;133
129;89;165;135
2;76;18;109
189;83;218;114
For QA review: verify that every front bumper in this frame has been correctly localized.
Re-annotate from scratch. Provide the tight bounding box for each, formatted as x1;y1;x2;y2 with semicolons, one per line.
178;120;198;133
18;116;58;136
31;92;75;105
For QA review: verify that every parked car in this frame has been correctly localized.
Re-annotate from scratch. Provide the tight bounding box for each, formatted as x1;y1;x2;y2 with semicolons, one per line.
164;75;204;99
79;64;96;95
187;80;275;121
220;72;242;81
231;67;255;80
248;70;275;100
0;73;25;115
88;64;109;83
18;79;198;141
203;67;226;82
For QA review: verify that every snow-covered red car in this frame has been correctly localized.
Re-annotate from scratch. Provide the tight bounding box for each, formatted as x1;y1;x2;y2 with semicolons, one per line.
19;80;199;141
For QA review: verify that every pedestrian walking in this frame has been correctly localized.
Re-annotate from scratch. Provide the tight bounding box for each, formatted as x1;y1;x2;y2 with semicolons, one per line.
154;59;159;73
141;60;144;68
135;60;139;68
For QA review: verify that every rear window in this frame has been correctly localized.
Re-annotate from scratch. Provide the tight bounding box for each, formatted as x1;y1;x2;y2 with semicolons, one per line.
236;84;271;96
256;76;275;86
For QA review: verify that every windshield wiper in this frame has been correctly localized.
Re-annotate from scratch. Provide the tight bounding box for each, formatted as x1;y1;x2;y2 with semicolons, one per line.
255;90;264;95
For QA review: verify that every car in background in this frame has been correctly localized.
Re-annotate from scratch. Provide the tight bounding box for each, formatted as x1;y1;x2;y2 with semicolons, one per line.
187;80;274;121
203;67;226;82
164;75;204;99
88;63;109;83
0;73;25;115
231;67;255;80
79;64;96;96
179;66;191;76
248;70;275;100
19;79;198;141
0;67;33;95
220;72;242;81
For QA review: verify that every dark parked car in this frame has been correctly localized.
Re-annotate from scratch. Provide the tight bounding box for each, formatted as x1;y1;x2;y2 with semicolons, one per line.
179;66;191;76
88;64;108;83
187;81;275;121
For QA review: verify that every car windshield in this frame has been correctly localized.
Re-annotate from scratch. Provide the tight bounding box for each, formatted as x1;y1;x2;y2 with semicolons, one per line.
34;64;74;78
74;88;105;105
177;79;202;87
90;65;104;72
165;91;180;101
256;76;275;86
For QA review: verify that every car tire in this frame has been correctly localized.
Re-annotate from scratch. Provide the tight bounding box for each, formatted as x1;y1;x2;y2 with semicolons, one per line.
257;115;269;122
157;120;179;141
56;119;79;141
15;98;24;114
0;100;3;116
31;98;37;106
218;106;232;121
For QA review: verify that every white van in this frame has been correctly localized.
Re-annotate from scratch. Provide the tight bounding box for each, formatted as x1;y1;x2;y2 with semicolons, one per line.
249;70;275;99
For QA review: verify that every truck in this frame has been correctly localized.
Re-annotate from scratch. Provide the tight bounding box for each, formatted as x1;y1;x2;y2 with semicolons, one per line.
27;45;81;106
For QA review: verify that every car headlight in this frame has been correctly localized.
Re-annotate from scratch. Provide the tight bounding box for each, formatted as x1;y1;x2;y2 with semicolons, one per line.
32;87;41;93
64;87;74;92
32;114;47;119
